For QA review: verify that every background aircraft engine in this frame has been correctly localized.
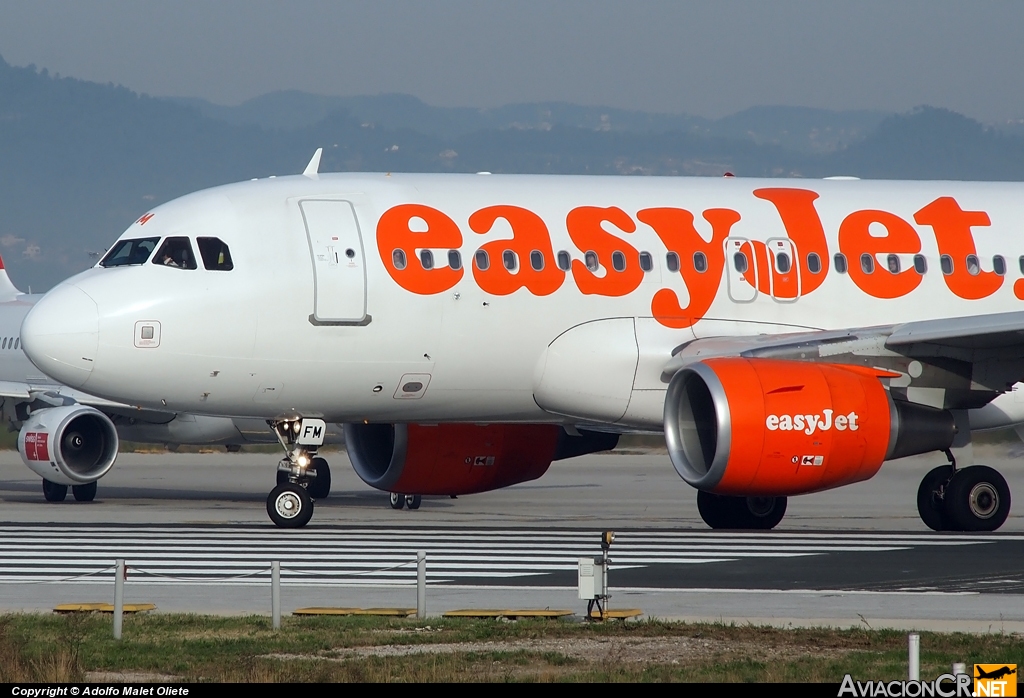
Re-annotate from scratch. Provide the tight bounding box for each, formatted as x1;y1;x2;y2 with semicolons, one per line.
664;358;954;497
18;405;119;486
345;423;597;495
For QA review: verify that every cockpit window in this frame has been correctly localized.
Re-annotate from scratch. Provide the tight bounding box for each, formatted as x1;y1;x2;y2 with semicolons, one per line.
197;237;234;271
99;237;160;267
152;236;198;270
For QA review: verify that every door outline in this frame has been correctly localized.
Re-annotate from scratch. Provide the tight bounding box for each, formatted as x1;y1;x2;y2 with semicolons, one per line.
724;237;758;303
299;199;371;326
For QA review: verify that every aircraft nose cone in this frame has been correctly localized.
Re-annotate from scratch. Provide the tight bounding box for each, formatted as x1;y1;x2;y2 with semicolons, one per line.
21;284;99;389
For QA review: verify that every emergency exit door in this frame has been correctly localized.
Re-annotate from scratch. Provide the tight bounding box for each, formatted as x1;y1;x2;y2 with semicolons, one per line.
300;200;367;323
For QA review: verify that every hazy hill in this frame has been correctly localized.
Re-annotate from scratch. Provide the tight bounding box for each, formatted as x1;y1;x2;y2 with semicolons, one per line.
1;55;1022;291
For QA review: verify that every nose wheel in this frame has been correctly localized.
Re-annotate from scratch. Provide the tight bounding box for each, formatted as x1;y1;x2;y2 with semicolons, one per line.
267;482;314;528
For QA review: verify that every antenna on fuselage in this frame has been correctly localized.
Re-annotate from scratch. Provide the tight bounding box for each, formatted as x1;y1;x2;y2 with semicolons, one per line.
302;148;323;179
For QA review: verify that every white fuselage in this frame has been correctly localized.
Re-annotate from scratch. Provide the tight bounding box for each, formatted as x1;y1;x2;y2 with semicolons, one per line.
20;173;1024;429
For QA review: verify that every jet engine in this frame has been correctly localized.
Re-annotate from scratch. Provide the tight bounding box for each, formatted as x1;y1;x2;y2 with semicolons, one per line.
665;358;955;497
18;405;119;485
345;423;617;495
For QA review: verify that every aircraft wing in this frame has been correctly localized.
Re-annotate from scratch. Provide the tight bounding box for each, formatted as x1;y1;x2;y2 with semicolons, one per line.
886;310;1024;352
0;381;177;424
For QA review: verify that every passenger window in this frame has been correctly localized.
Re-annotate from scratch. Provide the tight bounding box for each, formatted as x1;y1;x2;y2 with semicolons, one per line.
100;237;160;267
585;251;599;272
693;252;708;273
2;338;6;350
913;255;927;274
419;249;434;270
392;249;407;270
556;251;571;271
639;252;653;272
196;237;234;271
503;250;518;271
733;252;749;273
612;251;626;272
966;254;981;276
666;252;680;273
475;250;489;271
1019;255;1024;275
886;254;901;274
859;253;874;274
941;255;953;275
806;253;821;274
13;338;18;350
152;237;198;270
833;253;848;274
994;255;1006;276
775;253;791;274
530;250;544;271
448;250;462;270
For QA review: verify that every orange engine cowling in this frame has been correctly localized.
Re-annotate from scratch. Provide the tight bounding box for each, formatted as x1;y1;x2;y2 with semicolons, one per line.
664;358;952;497
345;423;611;495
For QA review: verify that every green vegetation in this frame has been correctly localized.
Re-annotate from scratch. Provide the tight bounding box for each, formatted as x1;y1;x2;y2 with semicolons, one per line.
1;612;1020;683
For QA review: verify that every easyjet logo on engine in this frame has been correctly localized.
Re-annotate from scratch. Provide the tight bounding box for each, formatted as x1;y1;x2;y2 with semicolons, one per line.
765;410;859;435
376;190;1017;329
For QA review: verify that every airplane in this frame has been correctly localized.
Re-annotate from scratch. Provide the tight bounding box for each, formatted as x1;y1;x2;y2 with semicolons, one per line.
975;666;1016;680
0;256;342;502
18;149;1024;529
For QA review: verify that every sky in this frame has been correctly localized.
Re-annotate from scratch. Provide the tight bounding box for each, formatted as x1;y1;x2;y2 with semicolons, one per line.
0;1;1022;122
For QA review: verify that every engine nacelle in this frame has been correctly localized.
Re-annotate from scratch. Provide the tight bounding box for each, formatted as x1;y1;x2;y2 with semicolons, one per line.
665;358;955;497
346;423;604;495
19;405;119;485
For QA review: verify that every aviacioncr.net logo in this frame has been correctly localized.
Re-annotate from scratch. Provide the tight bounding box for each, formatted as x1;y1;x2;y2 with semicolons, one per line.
838;674;972;697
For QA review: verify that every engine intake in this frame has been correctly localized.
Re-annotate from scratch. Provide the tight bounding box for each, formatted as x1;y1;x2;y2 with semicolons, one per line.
19;405;119;485
665;358;954;497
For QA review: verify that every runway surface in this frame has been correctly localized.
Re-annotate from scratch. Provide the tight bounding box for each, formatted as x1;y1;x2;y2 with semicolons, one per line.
1;446;1023;630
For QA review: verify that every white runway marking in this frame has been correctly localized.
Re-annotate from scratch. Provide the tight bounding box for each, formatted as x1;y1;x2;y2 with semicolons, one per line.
0;525;1004;586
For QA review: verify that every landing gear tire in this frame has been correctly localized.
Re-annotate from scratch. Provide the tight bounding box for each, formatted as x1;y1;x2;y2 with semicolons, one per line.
916;465;954;531
307;458;331;500
42;479;67;502
405;494;422;510
72;481;97;502
267;483;314;528
390;492;405;510
944;465;1010;532
741;495;787;530
697;491;786;530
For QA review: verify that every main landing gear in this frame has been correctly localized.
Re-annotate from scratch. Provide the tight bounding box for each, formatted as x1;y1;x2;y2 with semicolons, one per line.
265;419;331;528
42;479;97;502
696;491;788;530
389;492;422;510
917;450;1010;532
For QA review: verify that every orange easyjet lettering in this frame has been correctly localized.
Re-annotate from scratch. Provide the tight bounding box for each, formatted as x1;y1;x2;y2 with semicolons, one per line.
637;207;741;328
914;197;1002;300
839;210;923;299
468;205;565;296
753;189;830;294
566;206;643;297
378;204;464;295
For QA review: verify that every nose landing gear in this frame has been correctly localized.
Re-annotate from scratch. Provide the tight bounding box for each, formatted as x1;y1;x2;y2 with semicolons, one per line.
265;418;329;528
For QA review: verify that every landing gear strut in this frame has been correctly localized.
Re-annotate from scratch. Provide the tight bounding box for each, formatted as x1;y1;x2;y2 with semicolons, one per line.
265;418;329;528
697;490;787;530
917;450;1010;532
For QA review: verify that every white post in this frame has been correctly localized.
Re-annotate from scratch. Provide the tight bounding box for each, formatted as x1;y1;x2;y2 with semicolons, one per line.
416;551;426;619
271;561;281;631
952;663;966;676
908;633;920;680
113;559;125;640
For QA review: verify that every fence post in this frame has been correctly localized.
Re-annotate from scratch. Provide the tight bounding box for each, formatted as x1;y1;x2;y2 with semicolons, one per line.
416;551;426;619
908;633;920;680
271;561;281;630
113;559;125;640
